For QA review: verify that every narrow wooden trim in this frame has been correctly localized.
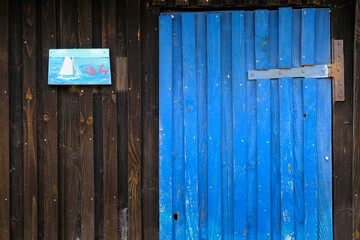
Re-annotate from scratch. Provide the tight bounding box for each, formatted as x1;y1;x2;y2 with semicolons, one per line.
354;0;360;238
0;0;9;238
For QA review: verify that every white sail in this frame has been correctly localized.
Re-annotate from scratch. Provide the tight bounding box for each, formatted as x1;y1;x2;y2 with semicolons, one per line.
72;57;81;76
59;56;74;76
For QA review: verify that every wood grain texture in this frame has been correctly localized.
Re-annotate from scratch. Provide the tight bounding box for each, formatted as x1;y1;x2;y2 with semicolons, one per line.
127;0;142;239
0;0;9;238
141;1;159;239
40;0;58;239
22;0;38;238
102;0;118;239
331;1;355;239
78;0;95;239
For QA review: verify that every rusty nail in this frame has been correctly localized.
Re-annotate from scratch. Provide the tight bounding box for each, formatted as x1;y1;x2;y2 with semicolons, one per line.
337;41;341;45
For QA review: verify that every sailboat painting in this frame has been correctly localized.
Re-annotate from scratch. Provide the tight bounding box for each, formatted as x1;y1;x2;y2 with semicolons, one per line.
48;49;111;85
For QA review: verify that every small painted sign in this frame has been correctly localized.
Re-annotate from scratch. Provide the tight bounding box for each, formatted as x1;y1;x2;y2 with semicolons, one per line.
48;49;111;85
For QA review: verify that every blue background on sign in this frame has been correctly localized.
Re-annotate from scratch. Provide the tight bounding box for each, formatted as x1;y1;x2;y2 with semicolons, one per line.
48;49;111;85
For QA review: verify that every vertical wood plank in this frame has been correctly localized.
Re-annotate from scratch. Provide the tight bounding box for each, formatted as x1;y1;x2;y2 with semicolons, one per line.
301;8;315;66
102;0;118;238
159;15;173;240
255;9;271;239
22;0;37;238
171;14;186;239
244;11;257;240
58;0;81;238
291;9;305;240
127;0;142;238
354;0;360;238
9;0;24;237
232;11;247;240
278;7;295;240
141;1;159;239
195;12;208;240
220;12;234;239
182;13;200;240
269;10;281;240
301;8;318;239
117;0;129;236
91;0;103;239
78;0;95;238
314;8;333;240
330;1;354;239
207;13;221;240
40;0;58;239
0;0;9;238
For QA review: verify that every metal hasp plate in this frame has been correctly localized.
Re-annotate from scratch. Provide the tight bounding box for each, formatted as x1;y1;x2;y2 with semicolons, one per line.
329;40;345;101
248;39;345;102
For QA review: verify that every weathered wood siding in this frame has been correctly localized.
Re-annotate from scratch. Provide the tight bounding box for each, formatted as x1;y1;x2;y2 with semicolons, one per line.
0;0;356;239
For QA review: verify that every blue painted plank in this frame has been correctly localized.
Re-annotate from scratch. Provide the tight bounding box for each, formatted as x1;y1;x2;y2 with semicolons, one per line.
172;14;186;239
220;12;234;239
255;9;271;239
195;13;208;240
278;7;295;240
245;11;257;240
182;13;199;240
301;8;315;66
279;8;292;69
207;13;222;240
301;8;318;239
232;11;247;240
315;8;333;240
269;10;281;240
159;15;173;240
291;9;305;240
255;10;269;70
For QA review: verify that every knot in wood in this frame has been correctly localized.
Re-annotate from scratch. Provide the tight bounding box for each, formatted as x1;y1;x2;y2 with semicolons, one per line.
43;113;50;122
25;88;33;101
86;116;94;126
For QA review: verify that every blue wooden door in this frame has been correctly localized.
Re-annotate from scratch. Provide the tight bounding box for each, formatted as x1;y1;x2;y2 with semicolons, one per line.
159;8;332;240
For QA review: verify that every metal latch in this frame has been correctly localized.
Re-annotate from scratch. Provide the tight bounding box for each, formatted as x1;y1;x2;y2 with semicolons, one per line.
248;40;345;102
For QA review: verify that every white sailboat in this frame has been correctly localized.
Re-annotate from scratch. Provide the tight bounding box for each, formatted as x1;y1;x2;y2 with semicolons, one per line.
58;56;81;80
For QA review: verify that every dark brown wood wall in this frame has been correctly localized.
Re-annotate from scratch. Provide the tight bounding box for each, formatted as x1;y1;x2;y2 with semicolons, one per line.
0;0;356;239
